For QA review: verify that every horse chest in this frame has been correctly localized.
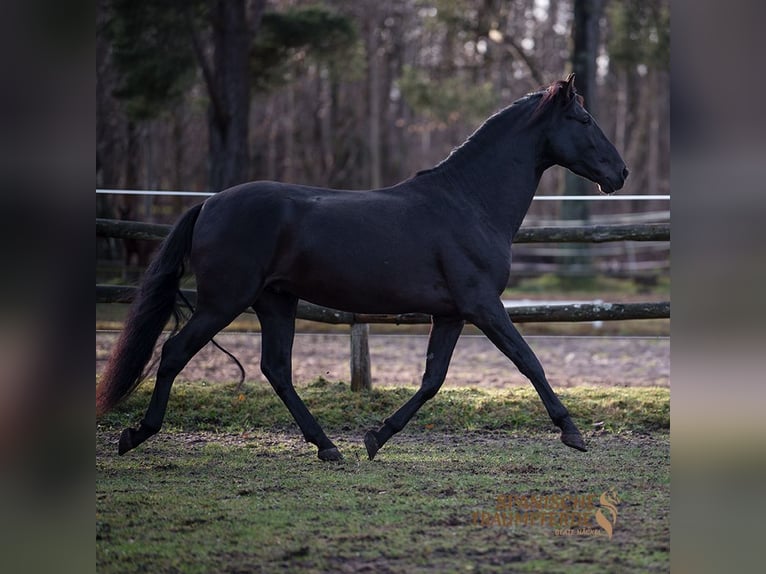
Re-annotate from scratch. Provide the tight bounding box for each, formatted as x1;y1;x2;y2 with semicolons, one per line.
448;226;512;291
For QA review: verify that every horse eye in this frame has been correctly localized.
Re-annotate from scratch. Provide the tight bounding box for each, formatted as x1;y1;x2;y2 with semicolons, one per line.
580;115;592;125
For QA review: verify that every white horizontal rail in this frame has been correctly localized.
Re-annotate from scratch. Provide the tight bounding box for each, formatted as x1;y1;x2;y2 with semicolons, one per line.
532;195;669;201
96;189;670;201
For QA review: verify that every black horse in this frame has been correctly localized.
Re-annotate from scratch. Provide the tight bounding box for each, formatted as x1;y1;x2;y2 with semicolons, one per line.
97;75;628;461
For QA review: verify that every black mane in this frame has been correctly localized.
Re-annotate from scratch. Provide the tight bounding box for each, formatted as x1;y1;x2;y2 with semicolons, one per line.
414;90;545;178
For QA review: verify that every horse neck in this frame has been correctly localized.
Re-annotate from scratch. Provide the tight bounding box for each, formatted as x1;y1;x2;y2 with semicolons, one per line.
436;121;546;238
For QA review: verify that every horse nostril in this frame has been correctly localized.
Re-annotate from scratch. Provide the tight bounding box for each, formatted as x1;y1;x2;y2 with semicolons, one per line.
622;166;630;180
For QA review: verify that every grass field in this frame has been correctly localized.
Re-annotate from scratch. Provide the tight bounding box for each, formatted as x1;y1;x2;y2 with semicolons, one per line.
96;382;669;573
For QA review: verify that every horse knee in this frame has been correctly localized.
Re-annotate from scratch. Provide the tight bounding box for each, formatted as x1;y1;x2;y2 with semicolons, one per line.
261;360;291;393
419;381;441;401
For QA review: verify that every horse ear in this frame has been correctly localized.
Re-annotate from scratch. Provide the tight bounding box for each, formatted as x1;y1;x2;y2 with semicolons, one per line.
565;73;576;99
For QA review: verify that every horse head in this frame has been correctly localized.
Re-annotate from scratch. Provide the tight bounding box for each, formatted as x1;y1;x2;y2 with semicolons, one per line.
539;74;629;194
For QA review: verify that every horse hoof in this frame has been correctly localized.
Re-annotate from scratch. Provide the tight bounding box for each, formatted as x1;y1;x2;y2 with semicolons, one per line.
318;447;343;461
561;432;588;452
364;431;380;460
118;427;135;455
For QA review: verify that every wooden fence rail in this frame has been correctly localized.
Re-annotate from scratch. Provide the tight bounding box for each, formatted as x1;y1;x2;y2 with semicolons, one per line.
96;285;670;324
97;218;670;243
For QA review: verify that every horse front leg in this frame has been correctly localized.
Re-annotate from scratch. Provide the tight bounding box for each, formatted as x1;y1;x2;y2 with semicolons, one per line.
254;291;342;461
364;315;464;460
465;299;587;451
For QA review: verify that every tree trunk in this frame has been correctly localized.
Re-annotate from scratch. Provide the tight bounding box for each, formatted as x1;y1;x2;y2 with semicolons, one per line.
125;120;140;191
283;85;295;182
614;68;627;154
207;0;260;191
367;17;382;189
570;0;601;116
318;68;334;184
266;98;277;181
561;0;603;282
647;68;660;195
172;106;185;213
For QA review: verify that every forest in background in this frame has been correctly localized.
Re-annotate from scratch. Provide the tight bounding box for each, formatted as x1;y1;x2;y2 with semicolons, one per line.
97;0;669;213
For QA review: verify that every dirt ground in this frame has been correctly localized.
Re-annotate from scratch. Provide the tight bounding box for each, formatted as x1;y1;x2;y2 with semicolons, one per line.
96;331;668;389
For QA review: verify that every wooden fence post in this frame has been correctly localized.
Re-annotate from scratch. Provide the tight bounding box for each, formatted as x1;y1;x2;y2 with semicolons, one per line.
350;323;372;391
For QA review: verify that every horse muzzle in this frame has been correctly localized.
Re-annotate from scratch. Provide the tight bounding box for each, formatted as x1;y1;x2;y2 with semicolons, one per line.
598;165;629;195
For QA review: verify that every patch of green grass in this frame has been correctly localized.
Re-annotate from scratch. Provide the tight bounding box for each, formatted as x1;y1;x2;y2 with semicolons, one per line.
98;380;669;436
97;428;669;573
97;382;669;572
506;273;668;297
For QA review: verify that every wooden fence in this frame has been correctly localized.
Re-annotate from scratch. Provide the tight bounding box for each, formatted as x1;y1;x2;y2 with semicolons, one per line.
97;218;670;390
97;218;669;244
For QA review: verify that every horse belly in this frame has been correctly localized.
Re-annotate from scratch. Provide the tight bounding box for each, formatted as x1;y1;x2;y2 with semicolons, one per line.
274;245;456;315
295;281;456;316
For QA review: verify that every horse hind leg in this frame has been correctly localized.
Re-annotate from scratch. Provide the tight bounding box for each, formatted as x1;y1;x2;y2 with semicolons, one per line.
254;290;342;461
118;305;242;455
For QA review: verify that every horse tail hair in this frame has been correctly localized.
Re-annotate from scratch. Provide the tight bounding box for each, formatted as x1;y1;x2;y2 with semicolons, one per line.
96;203;203;416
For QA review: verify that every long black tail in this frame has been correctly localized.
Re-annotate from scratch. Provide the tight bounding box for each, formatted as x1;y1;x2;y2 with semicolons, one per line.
96;204;203;416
